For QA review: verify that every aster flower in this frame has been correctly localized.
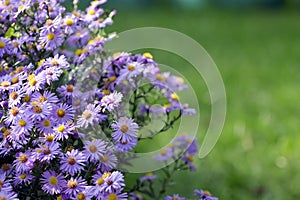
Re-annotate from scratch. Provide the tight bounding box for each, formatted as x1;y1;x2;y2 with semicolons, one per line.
194;189;218;200
77;104;104;128
100;91;123;112
11;115;34;137
39;30;64;51
63;177;87;198
111;117;139;143
117;62;143;84
36;118;56;134
13;172;34;186
8;90;24;107
27;101;52;121
57;84;81;100
53;123;75;141
24;73;45;94
139;172;157;182
84;139;106;162
154;148;174;161
101;171;125;193
98;149;118;172
0;37;11;57
39;142;61;163
41;170;65;195
52;103;75;124
114;136;138;152
60;149;85;176
31;91;59;104
39;66;64;85
44;54;70;70
13;152;34;173
165;194;185;200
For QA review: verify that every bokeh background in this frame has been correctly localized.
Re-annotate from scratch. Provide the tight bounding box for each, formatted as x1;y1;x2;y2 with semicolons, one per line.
68;0;300;199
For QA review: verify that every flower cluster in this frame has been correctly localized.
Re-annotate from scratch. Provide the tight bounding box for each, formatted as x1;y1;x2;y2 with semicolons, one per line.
0;0;217;199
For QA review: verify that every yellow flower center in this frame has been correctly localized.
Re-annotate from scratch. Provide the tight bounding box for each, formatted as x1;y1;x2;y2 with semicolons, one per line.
0;41;5;49
171;93;179;101
101;155;108;163
19;174;27;180
109;76;116;82
107;194;117;200
102;172;111;179
88;145;97;153
88;9;95;15
77;193;85;200
39;96;47;102
146;172;153;177
46;135;54;142
43;120;51;127
97;177;104;185
23;95;31;102
120;124;129;133
47;33;55;41
49;176;58;185
57;195;62;200
19;154;28;163
57;109;66;118
160;150;167;156
187;156;194;162
75;49;82;56
38;59;45;67
127;65;135;71
65;18;73;26
57;125;65;133
11;77;19;84
102;90;110;95
143;52;153;59
18;119;27;127
29;78;37;86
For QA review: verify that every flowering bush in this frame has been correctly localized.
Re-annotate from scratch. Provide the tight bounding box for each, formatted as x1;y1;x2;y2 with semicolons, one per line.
0;0;218;199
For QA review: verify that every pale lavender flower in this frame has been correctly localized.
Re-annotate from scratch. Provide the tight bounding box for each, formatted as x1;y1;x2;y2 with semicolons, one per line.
101;171;125;193
13;172;34;186
39;142;61;163
52;103;75;124
44;54;70;70
84;139;106;162
0;37;11;57
60;149;85;176
111;117;139;143
41;170;65;195
77;104;103;128
63;177;87;198
139;173;157;182
100;91;123;112
13;152;34;173
98;149;118;172
53;123;75;141
39;30;64;51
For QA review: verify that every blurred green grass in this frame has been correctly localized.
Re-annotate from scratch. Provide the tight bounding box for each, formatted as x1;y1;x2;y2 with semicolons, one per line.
106;8;300;200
